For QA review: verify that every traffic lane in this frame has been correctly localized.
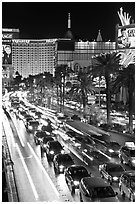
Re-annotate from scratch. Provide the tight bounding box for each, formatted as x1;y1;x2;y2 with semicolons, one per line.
65;120;134;146
4;111;62;202
2;113;39;202
25;143;61;202
108;131;135;146
41;144;130;202
13;152;39;202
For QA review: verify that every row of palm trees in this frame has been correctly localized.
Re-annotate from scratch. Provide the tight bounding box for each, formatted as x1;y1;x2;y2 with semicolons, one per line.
11;51;135;134
54;51;135;134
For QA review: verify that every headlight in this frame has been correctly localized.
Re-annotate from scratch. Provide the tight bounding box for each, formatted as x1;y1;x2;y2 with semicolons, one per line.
109;149;114;153
113;176;119;181
38;126;41;130
59;165;64;169
50;150;54;154
74;181;79;186
131;159;135;164
61;150;65;154
29;126;33;130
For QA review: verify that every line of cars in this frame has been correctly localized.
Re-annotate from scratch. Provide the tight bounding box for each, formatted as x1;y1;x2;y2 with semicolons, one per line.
34;128;135;202
8;99;135;202
32;126;120;201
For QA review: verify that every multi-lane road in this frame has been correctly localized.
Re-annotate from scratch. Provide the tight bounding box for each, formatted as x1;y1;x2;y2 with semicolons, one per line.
2;103;134;202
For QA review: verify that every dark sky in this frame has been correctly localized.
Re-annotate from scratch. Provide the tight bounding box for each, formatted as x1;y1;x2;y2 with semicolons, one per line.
2;1;135;41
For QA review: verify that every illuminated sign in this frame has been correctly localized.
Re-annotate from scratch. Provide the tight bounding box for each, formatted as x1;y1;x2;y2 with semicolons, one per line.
2;33;13;39
116;24;135;49
2;44;12;65
12;39;30;44
2;28;19;32
119;49;135;67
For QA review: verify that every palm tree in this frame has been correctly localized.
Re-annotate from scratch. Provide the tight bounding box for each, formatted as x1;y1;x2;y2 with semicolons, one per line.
91;52;122;125
68;68;97;117
11;71;22;91
54;64;72;112
111;63;135;134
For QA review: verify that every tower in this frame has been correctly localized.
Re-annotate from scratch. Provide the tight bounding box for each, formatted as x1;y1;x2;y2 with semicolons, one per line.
65;13;73;39
96;30;103;42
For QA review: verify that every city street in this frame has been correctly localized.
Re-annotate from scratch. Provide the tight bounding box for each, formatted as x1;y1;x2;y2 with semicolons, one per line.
2;100;134;202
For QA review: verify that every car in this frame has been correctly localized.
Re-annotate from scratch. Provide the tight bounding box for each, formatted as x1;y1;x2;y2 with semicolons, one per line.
71;114;81;121
99;123;112;131
119;171;135;202
41;136;55;152
18;110;28;120
119;142;135;168
65;165;91;194
45;141;64;161
79;177;119;202
90;151;110;165
23;114;33;124
34;131;50;145
53;153;74;174
26;120;39;132
99;162;125;185
104;141;121;156
35;111;42;119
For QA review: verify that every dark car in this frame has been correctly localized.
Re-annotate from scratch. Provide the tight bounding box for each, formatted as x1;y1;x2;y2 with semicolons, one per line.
26;120;39;132
35;111;42;119
119;171;135;202
119;142;135;168
71;114;81;121
99;123;112;131
99;163;125;185
53;153;74;174
23;114;33;124
104;141;121;156
45;141;64;161
34;131;50;145
65;165;91;194
41;136;55;152
91;151;110;165
79;177;119;202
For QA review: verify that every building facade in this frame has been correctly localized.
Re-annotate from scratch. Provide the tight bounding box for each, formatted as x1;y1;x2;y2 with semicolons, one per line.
57;39;116;71
12;39;57;78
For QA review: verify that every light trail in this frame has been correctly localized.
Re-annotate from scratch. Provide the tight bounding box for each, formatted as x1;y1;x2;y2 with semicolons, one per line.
27;142;60;199
16;143;39;201
8;111;25;147
65;123;84;135
2;112;16;148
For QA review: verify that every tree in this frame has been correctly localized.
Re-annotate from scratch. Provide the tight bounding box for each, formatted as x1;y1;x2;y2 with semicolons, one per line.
54;64;72;111
91;52;122;125
68;68;97;116
111;63;135;133
11;71;22;90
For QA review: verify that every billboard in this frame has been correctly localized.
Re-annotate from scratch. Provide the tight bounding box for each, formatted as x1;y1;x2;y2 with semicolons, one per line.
116;24;135;49
2;28;19;65
2;43;12;65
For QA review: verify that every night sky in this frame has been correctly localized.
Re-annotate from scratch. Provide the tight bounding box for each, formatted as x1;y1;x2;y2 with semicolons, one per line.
2;1;135;41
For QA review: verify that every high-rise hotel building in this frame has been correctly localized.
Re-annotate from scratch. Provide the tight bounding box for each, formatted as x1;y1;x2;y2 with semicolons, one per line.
11;37;116;78
2;14;116;79
12;39;57;78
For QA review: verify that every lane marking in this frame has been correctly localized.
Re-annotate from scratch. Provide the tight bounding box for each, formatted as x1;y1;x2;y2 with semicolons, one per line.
16;143;39;201
2;113;16;148
65;124;84;135
8;111;25;147
27;142;60;198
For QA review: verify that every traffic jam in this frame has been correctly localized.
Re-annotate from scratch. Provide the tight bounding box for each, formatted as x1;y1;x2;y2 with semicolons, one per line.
2;92;135;202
